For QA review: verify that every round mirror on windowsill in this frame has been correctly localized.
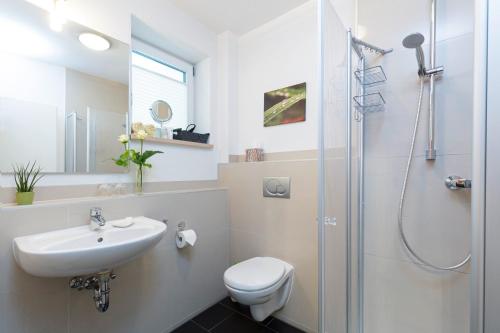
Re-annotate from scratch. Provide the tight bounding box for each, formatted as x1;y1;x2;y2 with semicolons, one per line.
150;100;173;138
150;100;173;123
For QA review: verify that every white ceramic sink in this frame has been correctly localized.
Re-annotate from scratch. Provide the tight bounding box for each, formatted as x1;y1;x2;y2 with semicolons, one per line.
12;216;166;277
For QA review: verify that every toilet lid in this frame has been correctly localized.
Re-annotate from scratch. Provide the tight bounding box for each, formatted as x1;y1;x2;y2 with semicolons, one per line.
224;257;286;291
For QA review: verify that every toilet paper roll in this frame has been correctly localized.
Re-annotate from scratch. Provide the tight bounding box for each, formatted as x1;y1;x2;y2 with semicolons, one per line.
176;229;197;248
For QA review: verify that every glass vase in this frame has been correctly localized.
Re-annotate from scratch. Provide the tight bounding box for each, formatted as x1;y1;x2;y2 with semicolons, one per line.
135;165;143;193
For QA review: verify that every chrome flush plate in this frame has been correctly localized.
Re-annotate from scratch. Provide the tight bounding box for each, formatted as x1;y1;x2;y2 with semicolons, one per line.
263;177;291;199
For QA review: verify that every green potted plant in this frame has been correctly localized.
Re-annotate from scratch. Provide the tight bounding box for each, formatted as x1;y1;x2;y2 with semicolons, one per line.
13;162;44;205
114;130;163;193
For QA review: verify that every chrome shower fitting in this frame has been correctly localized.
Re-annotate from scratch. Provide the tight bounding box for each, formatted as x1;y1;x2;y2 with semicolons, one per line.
397;78;471;271
351;38;392;118
352;37;393;56
445;176;472;190
402;33;444;78
402;0;443;160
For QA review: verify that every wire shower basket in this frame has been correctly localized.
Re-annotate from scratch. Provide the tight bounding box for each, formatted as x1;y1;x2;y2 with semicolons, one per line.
353;92;386;113
354;65;387;86
353;65;388;113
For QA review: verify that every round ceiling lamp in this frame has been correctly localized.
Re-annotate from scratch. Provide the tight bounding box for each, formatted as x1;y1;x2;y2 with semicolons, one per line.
78;32;110;51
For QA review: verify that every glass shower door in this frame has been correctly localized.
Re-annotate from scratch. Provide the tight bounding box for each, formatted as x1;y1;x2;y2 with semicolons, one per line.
318;1;360;332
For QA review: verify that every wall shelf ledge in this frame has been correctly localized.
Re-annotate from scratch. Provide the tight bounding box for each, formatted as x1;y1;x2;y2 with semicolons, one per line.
131;135;214;149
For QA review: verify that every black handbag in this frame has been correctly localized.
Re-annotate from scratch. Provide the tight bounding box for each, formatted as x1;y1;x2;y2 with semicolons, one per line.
173;124;210;144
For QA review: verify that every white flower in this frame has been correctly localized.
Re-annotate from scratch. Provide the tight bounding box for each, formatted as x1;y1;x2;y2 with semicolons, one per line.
118;134;129;144
132;122;144;133
135;129;148;140
145;124;156;136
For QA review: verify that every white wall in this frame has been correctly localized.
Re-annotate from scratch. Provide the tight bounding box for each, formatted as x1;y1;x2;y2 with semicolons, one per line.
0;51;66;112
0;51;66;172
0;99;60;171
232;1;318;155
1;0;220;190
329;0;356;31
224;0;355;156
216;31;238;163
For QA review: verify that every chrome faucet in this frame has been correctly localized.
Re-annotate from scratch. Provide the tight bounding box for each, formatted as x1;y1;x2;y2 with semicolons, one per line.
90;207;106;230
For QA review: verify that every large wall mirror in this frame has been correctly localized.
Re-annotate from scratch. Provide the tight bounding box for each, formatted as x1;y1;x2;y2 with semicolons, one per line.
0;1;129;174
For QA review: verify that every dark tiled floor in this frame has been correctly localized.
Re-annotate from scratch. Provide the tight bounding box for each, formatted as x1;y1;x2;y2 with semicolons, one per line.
172;297;305;333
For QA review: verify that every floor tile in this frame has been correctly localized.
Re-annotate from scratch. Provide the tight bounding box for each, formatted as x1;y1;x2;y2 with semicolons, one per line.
171;320;207;333
174;298;305;333
192;304;233;330
219;297;272;325
211;314;273;333
267;318;305;333
219;297;252;317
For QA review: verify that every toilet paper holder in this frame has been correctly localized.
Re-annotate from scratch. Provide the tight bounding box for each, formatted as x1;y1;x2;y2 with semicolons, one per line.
176;221;187;243
175;221;197;249
176;221;186;235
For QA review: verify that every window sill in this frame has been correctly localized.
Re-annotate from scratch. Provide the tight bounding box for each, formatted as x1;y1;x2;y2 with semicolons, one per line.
131;135;214;150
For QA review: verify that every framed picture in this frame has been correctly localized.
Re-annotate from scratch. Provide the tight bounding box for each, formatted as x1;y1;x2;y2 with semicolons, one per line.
264;82;306;127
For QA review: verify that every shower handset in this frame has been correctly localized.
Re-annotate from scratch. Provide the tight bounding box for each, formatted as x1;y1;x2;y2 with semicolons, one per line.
402;33;444;77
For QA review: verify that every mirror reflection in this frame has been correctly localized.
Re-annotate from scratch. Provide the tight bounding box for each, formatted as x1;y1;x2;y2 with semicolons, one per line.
150;100;173;124
149;100;173;138
0;1;129;174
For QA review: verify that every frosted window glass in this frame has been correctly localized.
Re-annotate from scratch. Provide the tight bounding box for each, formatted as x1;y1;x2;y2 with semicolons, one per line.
132;52;185;83
132;52;188;130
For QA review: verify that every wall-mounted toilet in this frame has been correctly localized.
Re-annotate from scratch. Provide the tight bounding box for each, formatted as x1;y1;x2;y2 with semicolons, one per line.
223;257;294;322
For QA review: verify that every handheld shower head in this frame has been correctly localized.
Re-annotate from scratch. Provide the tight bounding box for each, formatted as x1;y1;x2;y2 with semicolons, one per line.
402;33;425;48
402;33;426;76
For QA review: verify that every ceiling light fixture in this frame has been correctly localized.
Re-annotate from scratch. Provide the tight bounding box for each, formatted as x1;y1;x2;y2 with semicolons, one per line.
78;32;111;51
50;0;67;32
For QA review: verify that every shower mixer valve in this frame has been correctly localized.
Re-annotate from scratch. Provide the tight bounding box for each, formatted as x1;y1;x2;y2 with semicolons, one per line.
445;176;472;190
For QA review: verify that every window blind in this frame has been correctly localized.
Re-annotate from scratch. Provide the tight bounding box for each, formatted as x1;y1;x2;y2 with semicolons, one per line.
131;55;188;130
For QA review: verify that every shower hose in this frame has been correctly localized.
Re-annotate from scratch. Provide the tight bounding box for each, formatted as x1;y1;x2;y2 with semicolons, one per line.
397;78;471;271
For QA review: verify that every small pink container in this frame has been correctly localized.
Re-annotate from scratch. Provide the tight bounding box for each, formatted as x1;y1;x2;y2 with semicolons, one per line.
245;148;264;162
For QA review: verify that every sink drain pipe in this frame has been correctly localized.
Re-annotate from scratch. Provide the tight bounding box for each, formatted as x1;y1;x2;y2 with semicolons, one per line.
70;271;116;312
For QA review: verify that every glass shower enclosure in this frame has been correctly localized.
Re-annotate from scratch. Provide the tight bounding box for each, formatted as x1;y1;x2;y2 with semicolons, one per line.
318;0;474;332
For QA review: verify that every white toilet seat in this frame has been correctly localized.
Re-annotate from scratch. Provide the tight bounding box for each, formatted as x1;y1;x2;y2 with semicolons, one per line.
223;257;294;322
224;257;286;291
225;275;285;299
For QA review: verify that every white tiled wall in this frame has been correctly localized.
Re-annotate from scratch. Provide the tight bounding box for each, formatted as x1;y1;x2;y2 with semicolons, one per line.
358;0;473;332
0;189;229;333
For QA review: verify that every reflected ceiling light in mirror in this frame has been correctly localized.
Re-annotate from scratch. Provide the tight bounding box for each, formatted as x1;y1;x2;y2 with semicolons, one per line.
78;33;110;51
0;18;53;57
49;0;67;32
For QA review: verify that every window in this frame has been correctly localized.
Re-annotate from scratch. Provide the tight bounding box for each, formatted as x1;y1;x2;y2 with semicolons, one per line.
131;40;193;131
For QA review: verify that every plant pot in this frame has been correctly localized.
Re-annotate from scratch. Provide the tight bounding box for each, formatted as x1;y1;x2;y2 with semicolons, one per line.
16;192;34;205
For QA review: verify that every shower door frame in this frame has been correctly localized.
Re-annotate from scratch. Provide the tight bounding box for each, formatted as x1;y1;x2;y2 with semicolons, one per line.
317;1;326;332
317;3;382;330
475;0;494;332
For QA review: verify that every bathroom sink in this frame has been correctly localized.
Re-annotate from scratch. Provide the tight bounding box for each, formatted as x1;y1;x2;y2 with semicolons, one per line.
12;216;166;277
